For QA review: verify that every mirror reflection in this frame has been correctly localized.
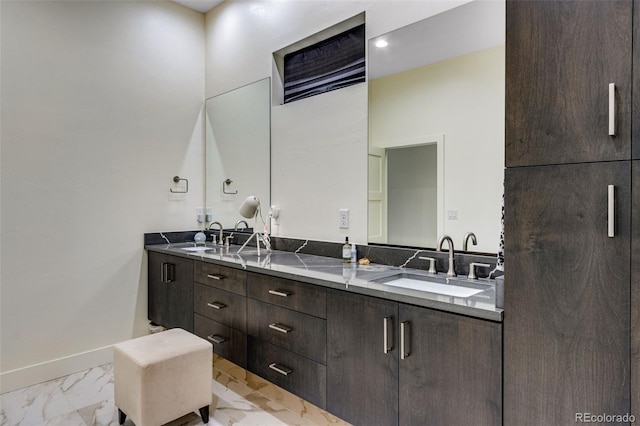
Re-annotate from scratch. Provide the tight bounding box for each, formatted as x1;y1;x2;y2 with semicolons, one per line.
205;78;271;230
368;0;505;253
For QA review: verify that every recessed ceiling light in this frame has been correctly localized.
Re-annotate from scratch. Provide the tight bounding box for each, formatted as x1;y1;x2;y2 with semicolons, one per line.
375;39;388;48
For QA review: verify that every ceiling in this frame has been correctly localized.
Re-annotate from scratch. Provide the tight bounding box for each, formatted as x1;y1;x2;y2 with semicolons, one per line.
171;0;223;13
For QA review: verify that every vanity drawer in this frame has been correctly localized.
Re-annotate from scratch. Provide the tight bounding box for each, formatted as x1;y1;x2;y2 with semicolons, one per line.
247;298;326;365
247;273;326;318
194;283;246;332
194;261;247;296
194;314;246;368
248;337;326;409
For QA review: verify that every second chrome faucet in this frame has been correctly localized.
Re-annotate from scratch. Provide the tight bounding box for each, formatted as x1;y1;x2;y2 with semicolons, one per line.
437;235;456;277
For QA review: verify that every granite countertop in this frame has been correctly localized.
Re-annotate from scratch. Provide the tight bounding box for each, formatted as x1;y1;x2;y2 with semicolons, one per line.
146;242;503;322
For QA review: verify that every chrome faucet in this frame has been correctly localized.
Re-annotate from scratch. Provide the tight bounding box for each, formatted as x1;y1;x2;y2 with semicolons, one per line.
208;221;223;245
234;220;249;231
463;232;477;251
437;235;456;277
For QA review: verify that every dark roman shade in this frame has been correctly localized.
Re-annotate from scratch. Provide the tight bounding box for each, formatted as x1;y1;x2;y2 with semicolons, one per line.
284;24;365;104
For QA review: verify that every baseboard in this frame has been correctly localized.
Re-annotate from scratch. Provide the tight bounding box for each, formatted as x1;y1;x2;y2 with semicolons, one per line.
0;345;114;394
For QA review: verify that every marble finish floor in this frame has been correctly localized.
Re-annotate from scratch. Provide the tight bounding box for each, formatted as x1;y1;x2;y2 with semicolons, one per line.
0;363;327;426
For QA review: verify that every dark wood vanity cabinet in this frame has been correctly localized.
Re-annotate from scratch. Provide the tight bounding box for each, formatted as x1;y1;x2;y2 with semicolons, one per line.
246;273;328;409
147;254;502;423
505;0;632;167
326;289;502;426
326;289;399;426
148;251;194;332
192;262;247;368
399;304;502;426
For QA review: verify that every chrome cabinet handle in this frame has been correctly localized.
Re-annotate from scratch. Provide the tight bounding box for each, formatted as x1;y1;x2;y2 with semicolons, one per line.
161;263;175;283
207;274;224;280
207;334;226;344
609;83;616;136
269;323;292;334
207;302;226;310
608;185;615;237
383;316;393;354
268;362;292;376
268;289;291;297
400;321;410;360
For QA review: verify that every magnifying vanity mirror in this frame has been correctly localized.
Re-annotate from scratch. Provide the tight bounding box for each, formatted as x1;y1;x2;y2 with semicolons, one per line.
368;0;505;254
205;78;271;230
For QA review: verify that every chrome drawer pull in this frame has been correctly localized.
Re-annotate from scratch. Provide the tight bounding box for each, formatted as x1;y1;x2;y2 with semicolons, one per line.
269;323;292;334
608;184;615;238
207;274;224;280
268;362;292;376
383;316;392;354
400;321;410;360
609;83;616;136
207;302;226;310
268;289;291;297
207;334;226;344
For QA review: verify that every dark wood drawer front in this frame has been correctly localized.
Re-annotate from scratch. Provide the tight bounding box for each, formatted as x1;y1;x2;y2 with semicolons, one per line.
194;262;247;295
247;272;326;318
194;314;246;368
248;337;326;409
194;283;246;332
247;299;326;364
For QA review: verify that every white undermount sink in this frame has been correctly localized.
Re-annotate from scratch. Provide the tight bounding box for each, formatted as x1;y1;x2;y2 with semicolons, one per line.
181;246;214;252
374;273;484;298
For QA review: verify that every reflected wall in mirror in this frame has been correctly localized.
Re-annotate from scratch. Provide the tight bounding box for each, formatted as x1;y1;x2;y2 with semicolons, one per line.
368;0;505;253
205;78;270;230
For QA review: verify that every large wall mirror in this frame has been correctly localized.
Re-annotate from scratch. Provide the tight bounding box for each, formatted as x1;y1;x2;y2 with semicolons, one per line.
205;78;271;230
368;0;505;253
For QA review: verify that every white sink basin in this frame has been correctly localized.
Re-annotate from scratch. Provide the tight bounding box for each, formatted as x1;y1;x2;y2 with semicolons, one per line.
181;246;215;252
374;273;484;298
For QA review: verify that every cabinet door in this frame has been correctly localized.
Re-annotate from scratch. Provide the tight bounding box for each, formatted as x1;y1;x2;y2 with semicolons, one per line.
147;252;194;332
504;162;630;424
326;289;398;426
398;304;502;426
632;160;640;418
506;0;632;166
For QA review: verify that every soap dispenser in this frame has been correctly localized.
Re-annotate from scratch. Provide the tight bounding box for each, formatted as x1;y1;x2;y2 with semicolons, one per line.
342;237;351;262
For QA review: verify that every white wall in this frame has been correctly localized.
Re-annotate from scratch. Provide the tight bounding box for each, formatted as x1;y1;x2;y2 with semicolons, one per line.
204;0;470;246
0;0;205;392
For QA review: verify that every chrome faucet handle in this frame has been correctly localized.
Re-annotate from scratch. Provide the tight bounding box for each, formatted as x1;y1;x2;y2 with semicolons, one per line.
211;234;217;245
468;262;491;280
418;257;437;274
225;236;233;247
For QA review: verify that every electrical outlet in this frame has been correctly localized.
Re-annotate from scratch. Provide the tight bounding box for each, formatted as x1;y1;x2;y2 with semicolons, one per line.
447;209;458;220
196;207;205;223
339;209;349;229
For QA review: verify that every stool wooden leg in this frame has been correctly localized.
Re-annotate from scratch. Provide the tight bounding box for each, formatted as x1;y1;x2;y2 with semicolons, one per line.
118;408;126;425
199;406;210;423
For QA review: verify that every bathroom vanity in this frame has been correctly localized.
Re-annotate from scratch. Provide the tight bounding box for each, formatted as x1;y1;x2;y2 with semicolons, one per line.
146;241;502;425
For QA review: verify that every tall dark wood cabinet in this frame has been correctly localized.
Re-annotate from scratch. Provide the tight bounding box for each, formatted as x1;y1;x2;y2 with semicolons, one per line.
504;163;630;424
148;251;194;332
505;1;636;424
326;289;399;426
398;305;502;426
506;0;632;167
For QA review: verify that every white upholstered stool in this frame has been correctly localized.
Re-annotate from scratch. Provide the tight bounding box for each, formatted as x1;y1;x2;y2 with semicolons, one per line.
114;328;212;426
